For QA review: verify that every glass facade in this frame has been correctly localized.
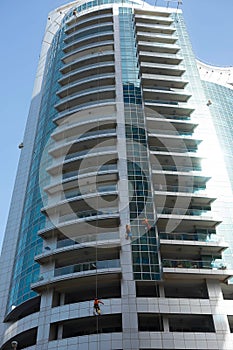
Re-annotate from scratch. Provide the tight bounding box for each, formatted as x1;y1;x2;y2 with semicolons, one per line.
201;80;233;272
7;30;64;313
201;81;233;189
119;7;161;280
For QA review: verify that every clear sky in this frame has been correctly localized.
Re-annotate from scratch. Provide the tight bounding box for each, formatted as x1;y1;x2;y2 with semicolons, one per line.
0;0;232;252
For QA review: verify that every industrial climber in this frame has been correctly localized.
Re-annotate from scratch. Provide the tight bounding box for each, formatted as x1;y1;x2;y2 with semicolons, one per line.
93;298;104;315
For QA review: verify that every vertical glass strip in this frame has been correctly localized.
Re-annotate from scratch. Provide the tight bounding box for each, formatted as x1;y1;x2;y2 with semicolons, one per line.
119;8;161;280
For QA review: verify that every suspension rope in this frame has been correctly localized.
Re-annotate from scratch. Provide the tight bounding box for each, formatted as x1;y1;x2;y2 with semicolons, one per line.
94;6;103;349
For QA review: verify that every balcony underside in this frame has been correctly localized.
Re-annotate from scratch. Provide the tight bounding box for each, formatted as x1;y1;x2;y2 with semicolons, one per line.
38;216;120;239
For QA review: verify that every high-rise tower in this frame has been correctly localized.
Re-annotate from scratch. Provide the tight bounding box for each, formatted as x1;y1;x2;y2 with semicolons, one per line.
1;1;233;349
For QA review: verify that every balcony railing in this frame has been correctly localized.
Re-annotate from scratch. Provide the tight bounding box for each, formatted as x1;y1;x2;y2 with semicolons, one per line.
63;30;114;52
149;129;193;137
159;232;221;243
63;164;117;180
65;145;116;161
54;259;120;277
162;259;227;270
55;128;116;147
63;184;117;200
56;231;120;249
55;86;115;108
59;207;118;223
154;184;205;194
55;99;115;121
150;146;197;153
151;164;202;172
157;207;212;218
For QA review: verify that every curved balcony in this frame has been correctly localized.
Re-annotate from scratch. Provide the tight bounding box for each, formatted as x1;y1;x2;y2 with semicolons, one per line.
151;163;202;174
157;207;213;218
159;231;222;243
56;73;115;97
150;145;198;155
63;183;117;199
44;164;118;194
142;73;188;89
54;85;115;112
152;174;210;197
137;31;178;44
51;115;117;140
4;295;40;322
141;62;185;77
31;261;121;292
53;99;116;124
42;186;118;215
150;152;202;172
138;41;180;54
154;183;207;195
145;100;194;116
60;51;114;74
65;12;113;35
143;88;191;103
156;206;222;232
148;128;194;138
135;13;173;25
54;259;120;277
63;31;114;53
56;231;119;249
146;116;197;134
48;129;117;157
38;215;120;240
149;137;200;154
47;147;118;176
139;50;183;65
58;61;115;86
160;231;228;256
62;40;114;64
64;145;116;162
162;258;230;273
62;163;118;181
36;237;121;264
64;22;113;45
136;22;176;34
58;207;119;224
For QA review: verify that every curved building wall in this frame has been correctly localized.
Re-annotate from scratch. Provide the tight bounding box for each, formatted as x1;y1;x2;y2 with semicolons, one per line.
198;61;233;273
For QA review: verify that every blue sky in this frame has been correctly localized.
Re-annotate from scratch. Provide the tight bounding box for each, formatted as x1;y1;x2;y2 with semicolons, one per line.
0;0;232;251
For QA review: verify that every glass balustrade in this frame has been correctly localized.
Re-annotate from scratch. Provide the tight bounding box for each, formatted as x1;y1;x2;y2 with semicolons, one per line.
58;128;116;146
162;259;227;270
149;129;193;137
56;231;119;249
154;184;205;194
56;86;115;106
151;164;202;172
56;99;115;120
59;207;118;223
159;232;220;243
157;207;211;217
150;145;197;153
63;184;117;200
63;163;117;180
65;145;116;161
54;259;120;277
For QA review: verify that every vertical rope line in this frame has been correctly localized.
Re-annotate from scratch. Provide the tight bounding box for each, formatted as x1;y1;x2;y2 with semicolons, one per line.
95;4;103;349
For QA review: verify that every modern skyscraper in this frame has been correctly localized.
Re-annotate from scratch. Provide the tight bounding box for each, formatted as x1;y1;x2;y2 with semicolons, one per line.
1;0;233;349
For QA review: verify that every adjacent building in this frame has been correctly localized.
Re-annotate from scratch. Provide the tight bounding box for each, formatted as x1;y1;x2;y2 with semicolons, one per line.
1;0;233;349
